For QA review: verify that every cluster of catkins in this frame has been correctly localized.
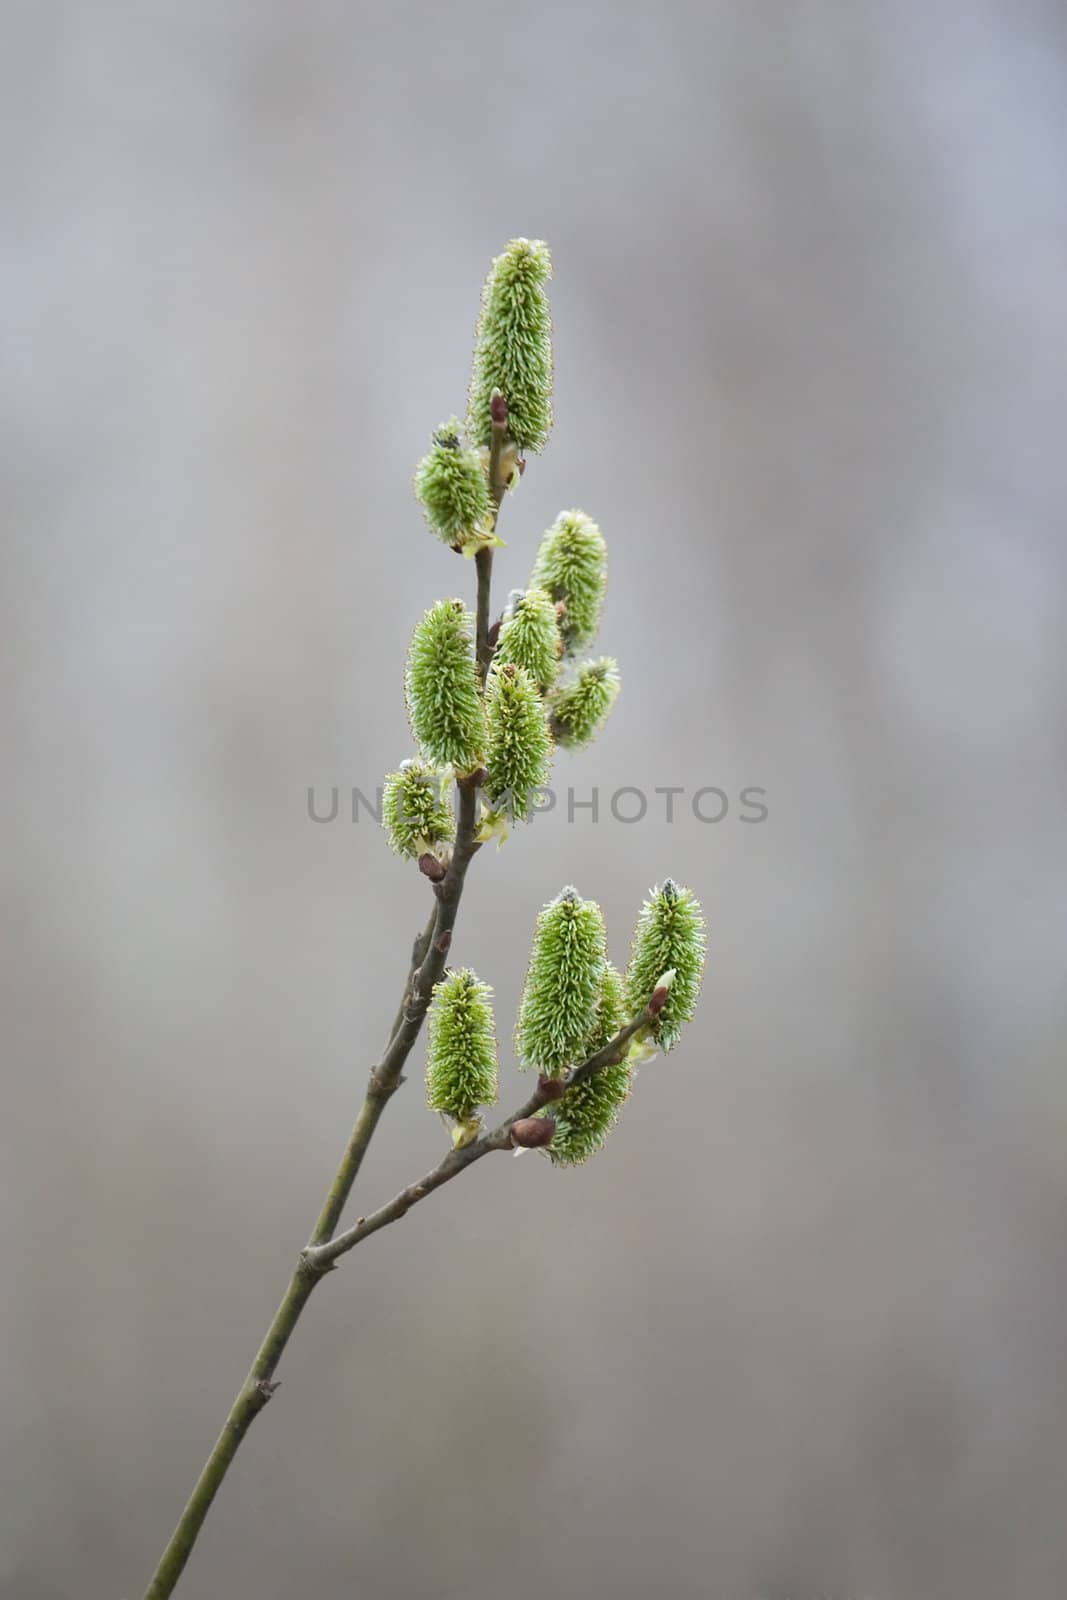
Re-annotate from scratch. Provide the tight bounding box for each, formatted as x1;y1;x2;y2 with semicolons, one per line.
393;504;619;844
381;239;705;1162
428;881;705;1161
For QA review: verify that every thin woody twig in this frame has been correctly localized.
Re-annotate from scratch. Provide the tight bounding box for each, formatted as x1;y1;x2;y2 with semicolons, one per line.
302;1007;653;1273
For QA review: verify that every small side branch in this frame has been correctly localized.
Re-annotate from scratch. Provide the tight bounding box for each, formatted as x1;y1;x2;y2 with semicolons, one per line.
304;1007;653;1273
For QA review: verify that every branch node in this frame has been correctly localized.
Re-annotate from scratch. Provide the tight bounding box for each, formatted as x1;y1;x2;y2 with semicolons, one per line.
298;1248;334;1280
456;766;488;793
367;1065;403;1102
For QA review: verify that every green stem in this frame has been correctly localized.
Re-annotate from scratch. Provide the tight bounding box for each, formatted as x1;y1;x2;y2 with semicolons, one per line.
143;1271;315;1600
310;908;436;1250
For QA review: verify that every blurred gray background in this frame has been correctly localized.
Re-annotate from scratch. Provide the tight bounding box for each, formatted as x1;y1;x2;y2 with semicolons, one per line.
4;2;1066;1597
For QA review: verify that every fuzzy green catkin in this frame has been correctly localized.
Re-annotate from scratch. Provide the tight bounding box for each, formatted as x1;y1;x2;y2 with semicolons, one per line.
549;963;632;1167
426;969;499;1124
413;419;492;551
515;888;606;1077
467;239;553;453
586;960;627;1055
484;663;552;821
624;880;707;1052
548;657;620;748
530;510;607;653
493;587;562;691
405;599;486;773
381;760;455;859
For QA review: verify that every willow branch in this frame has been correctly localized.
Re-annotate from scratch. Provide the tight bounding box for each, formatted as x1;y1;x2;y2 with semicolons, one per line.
141;426;510;1600
302;1007;654;1273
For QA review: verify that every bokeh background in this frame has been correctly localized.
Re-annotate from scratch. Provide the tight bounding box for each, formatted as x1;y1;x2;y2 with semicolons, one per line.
4;3;1067;1597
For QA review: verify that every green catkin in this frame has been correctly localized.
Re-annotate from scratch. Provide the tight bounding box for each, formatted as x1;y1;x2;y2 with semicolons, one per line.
484;663;553;822
624;880;707;1052
405;599;486;773
530;510;607;653
548;656;620;748
467;238;554;454
426;969;499;1129
493;587;562;691
586;960;627;1055
381;760;455;859
548;963;632;1167
413;419;492;553
515;888;607;1077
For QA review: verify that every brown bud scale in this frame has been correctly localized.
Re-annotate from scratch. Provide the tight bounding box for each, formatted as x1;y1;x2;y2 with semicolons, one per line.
418;852;447;883
511;1116;556;1149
